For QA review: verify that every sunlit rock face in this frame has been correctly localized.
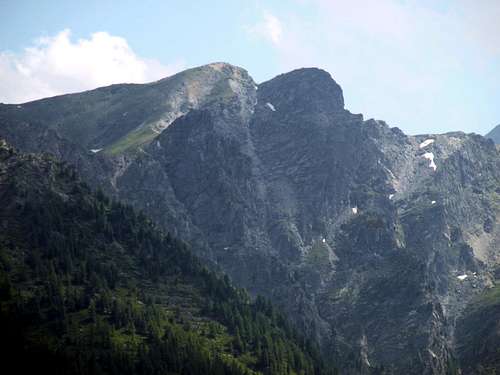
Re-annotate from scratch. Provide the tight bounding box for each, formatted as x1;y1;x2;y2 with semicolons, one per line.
2;62;500;374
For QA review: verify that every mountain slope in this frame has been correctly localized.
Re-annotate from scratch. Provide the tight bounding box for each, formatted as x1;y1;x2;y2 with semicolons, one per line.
0;138;336;375
486;124;500;144
1;63;500;374
0;62;255;190
0;62;254;153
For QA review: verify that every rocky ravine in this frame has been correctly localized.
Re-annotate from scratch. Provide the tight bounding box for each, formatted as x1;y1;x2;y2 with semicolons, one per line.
1;62;499;374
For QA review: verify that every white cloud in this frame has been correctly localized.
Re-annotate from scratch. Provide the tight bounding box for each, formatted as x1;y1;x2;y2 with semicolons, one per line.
246;11;283;45
0;29;184;104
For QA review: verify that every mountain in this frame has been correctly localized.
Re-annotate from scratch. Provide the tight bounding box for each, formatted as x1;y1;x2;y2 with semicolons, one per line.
0;62;255;189
486;124;500;144
0;138;337;375
1;62;500;374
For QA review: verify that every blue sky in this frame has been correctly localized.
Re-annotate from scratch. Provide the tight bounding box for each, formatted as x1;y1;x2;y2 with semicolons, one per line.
0;0;499;135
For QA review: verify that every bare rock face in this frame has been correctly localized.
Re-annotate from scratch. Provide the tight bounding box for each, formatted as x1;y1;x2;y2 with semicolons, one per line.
1;63;500;374
258;67;345;115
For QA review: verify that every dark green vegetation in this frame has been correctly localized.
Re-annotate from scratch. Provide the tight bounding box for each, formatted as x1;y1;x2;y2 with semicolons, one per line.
455;283;500;374
0;139;337;375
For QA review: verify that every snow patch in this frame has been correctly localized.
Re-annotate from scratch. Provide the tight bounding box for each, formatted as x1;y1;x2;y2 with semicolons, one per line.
16;105;22;109
389;194;394;200
266;102;276;111
419;139;435;149
431;200;436;205
90;148;102;153
423;152;437;171
457;274;468;281
352;207;358;214
322;238;326;243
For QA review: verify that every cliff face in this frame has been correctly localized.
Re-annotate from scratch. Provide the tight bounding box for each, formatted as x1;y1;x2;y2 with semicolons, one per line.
1;62;499;374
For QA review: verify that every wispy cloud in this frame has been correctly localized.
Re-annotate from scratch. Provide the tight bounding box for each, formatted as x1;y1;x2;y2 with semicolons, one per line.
245;0;500;135
0;29;184;103
246;11;283;46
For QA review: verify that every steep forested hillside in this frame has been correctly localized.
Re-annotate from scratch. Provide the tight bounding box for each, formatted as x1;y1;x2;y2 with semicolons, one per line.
0;138;337;375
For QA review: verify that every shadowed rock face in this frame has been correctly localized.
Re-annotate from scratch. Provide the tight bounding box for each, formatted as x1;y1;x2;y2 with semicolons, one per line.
1;62;500;374
258;67;345;115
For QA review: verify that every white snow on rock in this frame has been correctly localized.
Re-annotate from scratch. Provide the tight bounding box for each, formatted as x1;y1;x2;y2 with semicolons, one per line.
431;200;436;205
423;152;437;171
419;139;435;149
16;105;22;109
352;207;358;214
266;102;276;111
90;148;103;153
389;194;394;200
457;274;468;281
322;238;326;243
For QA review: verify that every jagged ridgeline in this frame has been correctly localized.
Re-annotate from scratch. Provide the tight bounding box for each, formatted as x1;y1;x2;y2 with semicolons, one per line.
0;139;338;375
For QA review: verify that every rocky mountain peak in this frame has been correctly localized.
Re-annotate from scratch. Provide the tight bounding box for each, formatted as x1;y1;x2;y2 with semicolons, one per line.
0;62;257;156
258;67;344;115
206;61;250;76
151;61;250;84
152;61;257;123
158;62;255;99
